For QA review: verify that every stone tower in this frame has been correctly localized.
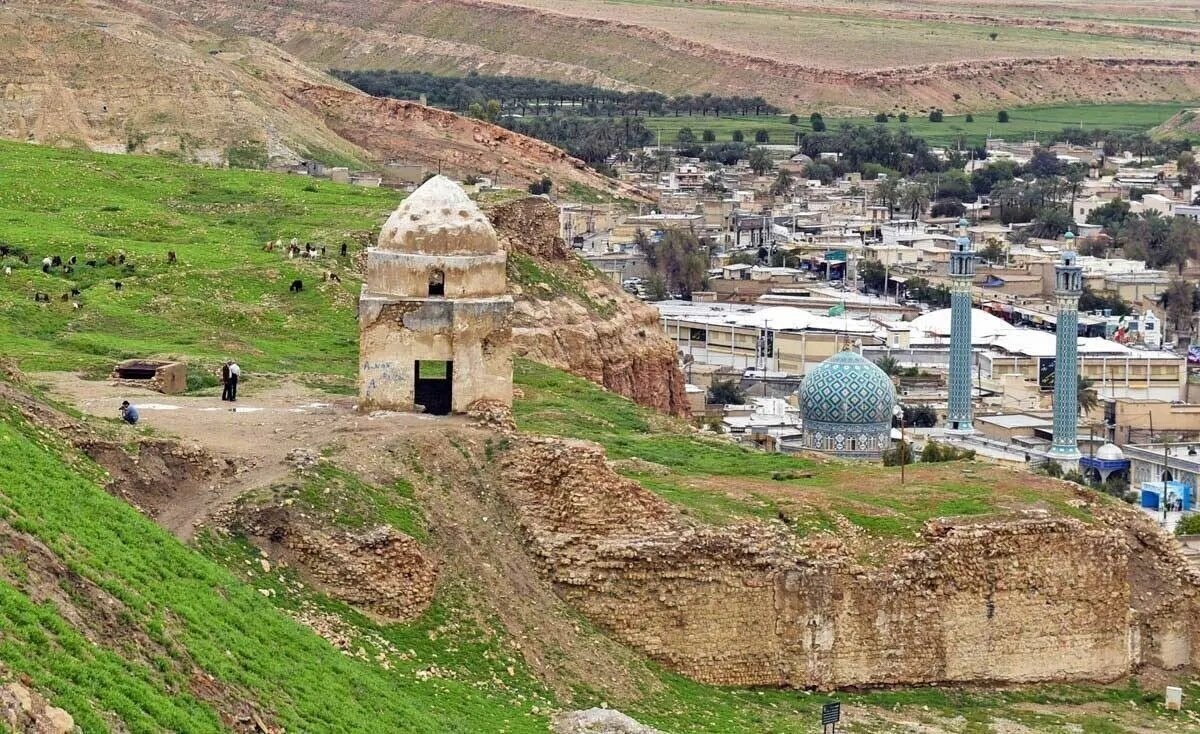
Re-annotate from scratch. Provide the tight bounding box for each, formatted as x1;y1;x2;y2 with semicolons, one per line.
358;176;513;414
1049;232;1083;467
945;218;975;433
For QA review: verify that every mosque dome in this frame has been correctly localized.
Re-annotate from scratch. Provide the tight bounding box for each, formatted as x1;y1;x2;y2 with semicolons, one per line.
1095;443;1125;461
800;350;896;426
376;175;499;256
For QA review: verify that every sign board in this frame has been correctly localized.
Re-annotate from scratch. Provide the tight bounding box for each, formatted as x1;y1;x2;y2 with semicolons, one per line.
1038;357;1056;393
821;701;841;725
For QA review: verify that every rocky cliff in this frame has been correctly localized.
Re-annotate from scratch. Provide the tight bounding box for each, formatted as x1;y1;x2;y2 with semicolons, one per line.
282;84;641;196
488;197;690;418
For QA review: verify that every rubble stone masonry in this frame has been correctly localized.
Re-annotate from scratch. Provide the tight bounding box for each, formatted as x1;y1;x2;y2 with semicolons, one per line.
501;438;1200;688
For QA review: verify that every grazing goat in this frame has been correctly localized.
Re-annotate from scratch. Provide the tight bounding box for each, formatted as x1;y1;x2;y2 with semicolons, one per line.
289;279;303;293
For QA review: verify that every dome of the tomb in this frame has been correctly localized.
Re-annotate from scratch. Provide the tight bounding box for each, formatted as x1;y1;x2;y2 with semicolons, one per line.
376;175;499;255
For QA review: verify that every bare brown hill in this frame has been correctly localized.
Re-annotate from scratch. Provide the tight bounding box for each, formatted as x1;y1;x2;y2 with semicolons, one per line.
281;84;642;197
0;0;626;189
133;0;1200;111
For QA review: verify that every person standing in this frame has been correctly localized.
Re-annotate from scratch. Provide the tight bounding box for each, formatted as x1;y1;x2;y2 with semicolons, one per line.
227;360;241;402
220;361;232;401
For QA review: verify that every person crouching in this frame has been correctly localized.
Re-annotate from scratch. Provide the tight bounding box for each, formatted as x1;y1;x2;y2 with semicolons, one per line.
119;401;139;425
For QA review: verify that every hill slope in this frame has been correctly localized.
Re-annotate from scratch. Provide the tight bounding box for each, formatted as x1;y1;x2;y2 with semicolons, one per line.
0;141;672;409
1;145;1200;732
0;0;625;191
135;0;1200;111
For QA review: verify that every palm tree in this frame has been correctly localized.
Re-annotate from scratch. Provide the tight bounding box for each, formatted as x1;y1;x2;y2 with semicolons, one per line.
1078;377;1099;416
899;182;930;220
874;356;901;376
874;178;899;215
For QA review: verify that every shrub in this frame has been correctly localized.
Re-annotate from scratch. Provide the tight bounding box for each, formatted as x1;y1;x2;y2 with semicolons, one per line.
1175;513;1200;536
997;110;1010;123
874;112;889;123
731;129;745;142
788;113;799;125
754;129;770;143
1038;460;1063;478
882;442;914;466
920;441;974;463
527;177;553;195
928;109;944;123
965;114;974;123
186;369;220;394
707;379;747;405
898;112;909;123
225;140;268;170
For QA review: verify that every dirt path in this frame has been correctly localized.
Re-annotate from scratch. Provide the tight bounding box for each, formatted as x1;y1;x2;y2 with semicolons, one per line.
31;372;460;539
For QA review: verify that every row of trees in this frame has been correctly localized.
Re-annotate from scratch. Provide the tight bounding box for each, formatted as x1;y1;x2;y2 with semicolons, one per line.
500;116;653;166
796;124;947;178
334;69;779;117
1085;204;1200;275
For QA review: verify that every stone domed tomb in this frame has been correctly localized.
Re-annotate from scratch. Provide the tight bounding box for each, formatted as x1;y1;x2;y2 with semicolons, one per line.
358;176;513;414
799;349;896;459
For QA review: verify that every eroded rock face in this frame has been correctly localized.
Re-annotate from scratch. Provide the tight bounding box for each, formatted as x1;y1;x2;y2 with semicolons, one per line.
552;708;663;734
237;507;437;622
497;436;1200;689
489;198;690;418
0;680;75;734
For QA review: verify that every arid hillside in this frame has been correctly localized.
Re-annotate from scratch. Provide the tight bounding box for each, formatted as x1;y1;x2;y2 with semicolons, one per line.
135;0;1200;111
0;0;626;191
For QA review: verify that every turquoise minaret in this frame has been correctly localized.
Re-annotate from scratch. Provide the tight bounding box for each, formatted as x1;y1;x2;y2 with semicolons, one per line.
945;218;975;433
1049;232;1083;466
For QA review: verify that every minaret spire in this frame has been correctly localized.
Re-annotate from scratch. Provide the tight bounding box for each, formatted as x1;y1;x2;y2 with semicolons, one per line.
1049;231;1083;467
945;217;975;433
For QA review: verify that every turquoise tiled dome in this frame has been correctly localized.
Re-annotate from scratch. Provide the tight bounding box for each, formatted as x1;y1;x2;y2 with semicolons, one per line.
800;350;895;426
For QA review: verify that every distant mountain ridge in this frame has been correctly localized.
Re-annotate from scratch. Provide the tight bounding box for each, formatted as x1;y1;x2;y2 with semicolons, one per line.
129;0;1200;113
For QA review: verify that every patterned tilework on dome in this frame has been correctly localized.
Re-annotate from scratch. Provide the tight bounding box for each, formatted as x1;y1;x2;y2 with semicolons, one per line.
799;350;896;459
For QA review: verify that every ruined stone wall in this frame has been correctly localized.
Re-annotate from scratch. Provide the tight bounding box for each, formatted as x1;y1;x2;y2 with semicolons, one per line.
236;507;437;622
499;438;1198;689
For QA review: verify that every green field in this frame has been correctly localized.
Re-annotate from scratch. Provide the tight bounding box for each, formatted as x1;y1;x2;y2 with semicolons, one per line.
635;102;1194;148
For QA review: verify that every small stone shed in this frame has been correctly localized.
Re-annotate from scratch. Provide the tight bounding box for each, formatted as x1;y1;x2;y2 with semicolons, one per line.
110;359;187;394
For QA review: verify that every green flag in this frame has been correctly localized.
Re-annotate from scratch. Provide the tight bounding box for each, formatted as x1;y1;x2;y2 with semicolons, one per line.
827;302;845;317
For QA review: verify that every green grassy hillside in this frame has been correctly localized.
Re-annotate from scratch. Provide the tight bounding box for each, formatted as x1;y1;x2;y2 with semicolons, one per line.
0;402;557;733
0;141;397;377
